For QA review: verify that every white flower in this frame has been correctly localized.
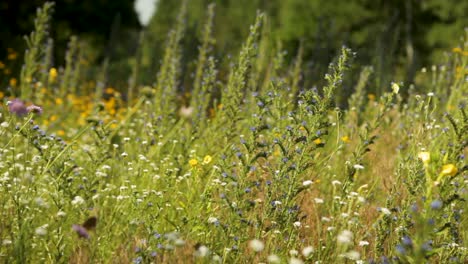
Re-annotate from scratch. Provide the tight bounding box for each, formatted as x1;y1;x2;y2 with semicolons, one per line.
71;196;85;205
314;198;324;204
427;92;434;97
249;239;264;252
212;255;221;263
195;245;210;257
293;221;301;228
179;106;194;118
121;152;128;157
267;255;281;263
379;207;391;215
359;240;369;246
353;164;364;170
302;246;314;257
2;239;12;245
174;238;185;246
35;225;48;236
289;257;304;264
272;200;282;206
289;249;298;256
337;230;353;245
56;211;66;217
332;180;342;185
207;217;218;224
343;250;360;260
302;180;313;187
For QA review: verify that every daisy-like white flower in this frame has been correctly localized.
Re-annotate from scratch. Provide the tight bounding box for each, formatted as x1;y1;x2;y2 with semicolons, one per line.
248;239;264;252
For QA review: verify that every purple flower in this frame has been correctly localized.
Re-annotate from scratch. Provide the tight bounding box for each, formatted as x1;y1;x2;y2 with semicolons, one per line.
7;99;28;116
430;200;443;210
72;224;90;239
26;105;43;115
7;99;43;116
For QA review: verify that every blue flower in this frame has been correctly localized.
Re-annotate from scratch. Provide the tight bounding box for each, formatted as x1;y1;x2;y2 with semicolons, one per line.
430;200;443;210
402;236;413;247
396;244;406;254
133;256;143;264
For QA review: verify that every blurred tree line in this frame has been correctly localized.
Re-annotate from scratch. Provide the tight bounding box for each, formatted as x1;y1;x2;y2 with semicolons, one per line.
0;0;140;90
143;0;467;97
1;0;466;98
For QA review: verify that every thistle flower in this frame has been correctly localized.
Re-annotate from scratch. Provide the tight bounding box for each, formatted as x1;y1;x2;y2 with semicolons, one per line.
73;217;97;239
7;99;28;116
26;105;43;115
7;99;43;116
72;224;90;239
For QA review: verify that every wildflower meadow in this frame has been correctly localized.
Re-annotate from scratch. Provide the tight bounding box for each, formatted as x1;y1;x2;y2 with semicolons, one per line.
0;2;467;263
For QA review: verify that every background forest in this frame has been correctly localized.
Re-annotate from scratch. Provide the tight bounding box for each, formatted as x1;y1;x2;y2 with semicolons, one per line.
1;0;467;99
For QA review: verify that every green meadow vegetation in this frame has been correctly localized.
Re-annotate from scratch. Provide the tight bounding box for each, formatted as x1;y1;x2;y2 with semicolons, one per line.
0;2;467;263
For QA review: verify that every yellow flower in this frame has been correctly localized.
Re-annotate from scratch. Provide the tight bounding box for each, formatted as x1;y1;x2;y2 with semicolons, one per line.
49;68;58;82
105;87;115;94
49;115;58;122
313;138;322;145
202;155;212;165
341;136;351;143
440;164;458;177
452;47;462;53
55;98;63;105
57;130;66;136
418;152;430;165
9;78;17;87
0;61;4;69
7;52;17;60
391;82;400;94
0;91;3;99
367;93;376;101
189;159;198;167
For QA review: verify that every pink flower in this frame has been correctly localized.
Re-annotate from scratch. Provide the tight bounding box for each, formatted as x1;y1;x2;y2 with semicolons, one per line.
72;224;90;239
7;99;28;116
26;105;43;115
7;99;43;116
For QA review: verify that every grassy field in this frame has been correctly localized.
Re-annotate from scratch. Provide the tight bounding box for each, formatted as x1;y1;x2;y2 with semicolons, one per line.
0;3;467;264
